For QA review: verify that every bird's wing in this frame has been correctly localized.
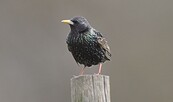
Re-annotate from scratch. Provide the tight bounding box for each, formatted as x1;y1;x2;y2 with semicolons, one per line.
93;30;111;59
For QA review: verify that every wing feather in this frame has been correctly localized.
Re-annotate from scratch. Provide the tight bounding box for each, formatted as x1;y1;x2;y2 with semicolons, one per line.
93;29;111;59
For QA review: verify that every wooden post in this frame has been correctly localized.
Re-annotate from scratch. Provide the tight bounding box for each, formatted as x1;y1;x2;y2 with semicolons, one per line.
71;75;111;102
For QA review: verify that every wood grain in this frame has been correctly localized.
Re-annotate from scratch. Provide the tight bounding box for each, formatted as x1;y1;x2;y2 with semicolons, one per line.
71;75;110;102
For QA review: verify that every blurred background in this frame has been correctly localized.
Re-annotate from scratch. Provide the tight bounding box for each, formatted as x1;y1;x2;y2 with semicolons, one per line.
0;0;173;102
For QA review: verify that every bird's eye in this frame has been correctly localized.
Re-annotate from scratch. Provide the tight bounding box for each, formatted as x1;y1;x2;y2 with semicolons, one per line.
72;20;78;24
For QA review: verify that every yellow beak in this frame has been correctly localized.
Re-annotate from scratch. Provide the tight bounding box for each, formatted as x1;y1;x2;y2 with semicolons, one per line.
61;20;74;25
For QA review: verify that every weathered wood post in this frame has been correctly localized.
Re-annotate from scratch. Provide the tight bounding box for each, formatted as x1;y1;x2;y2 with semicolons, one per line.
71;75;111;102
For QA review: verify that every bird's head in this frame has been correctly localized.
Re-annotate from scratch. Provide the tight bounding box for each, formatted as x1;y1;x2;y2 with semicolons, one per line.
61;16;91;32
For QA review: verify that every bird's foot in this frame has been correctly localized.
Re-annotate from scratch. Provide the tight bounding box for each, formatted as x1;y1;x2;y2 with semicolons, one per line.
94;73;101;75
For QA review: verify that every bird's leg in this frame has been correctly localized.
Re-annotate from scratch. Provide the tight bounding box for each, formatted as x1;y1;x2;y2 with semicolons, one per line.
79;67;85;75
97;63;103;75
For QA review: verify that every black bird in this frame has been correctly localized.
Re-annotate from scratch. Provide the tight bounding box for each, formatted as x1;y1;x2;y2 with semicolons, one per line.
61;16;111;75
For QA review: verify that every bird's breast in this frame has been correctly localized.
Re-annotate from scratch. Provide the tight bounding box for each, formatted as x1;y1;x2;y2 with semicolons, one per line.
67;32;96;45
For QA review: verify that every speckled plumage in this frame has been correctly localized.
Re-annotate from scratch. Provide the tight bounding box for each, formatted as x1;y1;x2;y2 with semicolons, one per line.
64;16;111;67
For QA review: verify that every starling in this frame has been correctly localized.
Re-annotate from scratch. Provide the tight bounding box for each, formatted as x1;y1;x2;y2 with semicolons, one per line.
61;16;111;75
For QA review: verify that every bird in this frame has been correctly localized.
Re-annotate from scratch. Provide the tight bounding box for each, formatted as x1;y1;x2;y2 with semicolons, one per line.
61;16;111;75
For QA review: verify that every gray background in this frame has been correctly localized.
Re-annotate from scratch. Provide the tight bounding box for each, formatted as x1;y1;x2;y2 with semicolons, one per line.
0;0;173;102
